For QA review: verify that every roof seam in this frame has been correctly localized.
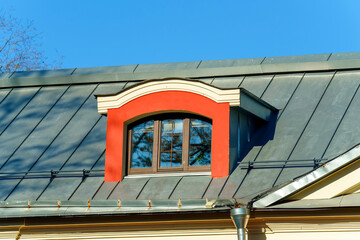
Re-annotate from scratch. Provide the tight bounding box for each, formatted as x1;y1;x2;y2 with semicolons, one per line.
0;85;70;171
67;177;86;200
201;178;213;199
0;87;41;137
260;74;275;98
133;64;139;73
276;72;306;121
327;53;333;61
0;88;12;105
8;71;15;78
70;68;77;75
59;114;102;171
90;149;106;170
19;85;98;177
272;71;338;187
260;57;266;65
232;148;263;198
92;181;105;200
35;177;53;201
216;176;230;198
237;76;245;87
135;178;151;200
106;181;120;200
321;82;360;159
5;85;99;201
33;84;101;201
167;177;183;199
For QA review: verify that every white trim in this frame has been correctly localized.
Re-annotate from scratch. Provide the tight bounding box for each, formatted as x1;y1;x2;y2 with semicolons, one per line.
125;172;211;179
97;79;240;114
253;144;360;208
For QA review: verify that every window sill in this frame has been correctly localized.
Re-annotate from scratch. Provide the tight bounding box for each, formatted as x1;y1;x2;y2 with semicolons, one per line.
125;171;211;179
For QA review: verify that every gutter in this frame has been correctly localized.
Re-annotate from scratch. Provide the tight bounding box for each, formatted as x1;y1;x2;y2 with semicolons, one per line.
0;199;253;240
0;199;237;218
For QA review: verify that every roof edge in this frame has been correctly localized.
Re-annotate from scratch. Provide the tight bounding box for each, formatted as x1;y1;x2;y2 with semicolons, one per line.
2;52;360;88
252;143;360;208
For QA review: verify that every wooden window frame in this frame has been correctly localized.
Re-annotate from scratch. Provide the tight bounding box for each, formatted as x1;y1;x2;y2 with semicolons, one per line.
127;114;211;175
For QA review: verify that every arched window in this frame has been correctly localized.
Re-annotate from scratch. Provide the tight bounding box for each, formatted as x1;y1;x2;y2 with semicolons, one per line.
128;113;212;174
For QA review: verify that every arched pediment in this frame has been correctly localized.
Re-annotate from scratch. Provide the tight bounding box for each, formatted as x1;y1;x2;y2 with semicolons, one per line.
96;78;240;114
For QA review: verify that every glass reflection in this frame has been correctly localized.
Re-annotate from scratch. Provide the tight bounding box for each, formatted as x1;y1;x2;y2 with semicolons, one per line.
189;119;212;166
130;120;154;168
160;119;183;168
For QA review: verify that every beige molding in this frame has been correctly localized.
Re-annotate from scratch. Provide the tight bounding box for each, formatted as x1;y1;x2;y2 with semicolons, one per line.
96;79;240;114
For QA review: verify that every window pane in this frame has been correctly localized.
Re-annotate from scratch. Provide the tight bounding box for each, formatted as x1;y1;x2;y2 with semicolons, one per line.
160;119;183;168
189;119;212;166
130;120;154;168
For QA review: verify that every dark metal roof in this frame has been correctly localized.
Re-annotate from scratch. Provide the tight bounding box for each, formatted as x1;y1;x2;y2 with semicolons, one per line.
2;52;360;88
1;53;360;214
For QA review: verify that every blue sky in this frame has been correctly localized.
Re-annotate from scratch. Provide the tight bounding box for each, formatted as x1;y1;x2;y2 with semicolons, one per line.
2;0;360;69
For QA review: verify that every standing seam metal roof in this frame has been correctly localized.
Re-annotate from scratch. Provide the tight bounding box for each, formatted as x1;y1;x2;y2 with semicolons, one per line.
1;52;360;204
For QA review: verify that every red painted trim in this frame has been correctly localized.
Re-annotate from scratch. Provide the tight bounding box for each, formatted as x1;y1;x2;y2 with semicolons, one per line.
105;91;230;182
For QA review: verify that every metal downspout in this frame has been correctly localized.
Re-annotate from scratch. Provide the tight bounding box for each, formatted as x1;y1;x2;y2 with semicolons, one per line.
230;207;250;240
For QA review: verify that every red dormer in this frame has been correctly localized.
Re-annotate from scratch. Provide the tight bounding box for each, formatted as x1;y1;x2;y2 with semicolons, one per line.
96;78;277;181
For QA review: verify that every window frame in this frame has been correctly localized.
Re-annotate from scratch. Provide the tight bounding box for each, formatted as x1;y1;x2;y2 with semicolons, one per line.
127;114;212;175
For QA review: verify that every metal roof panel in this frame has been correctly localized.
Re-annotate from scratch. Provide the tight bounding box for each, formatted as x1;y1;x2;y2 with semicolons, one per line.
289;70;360;160
70;177;104;200
137;177;181;200
275;71;360;185
199;58;264;68
61;116;106;171
71;65;137;83
262;53;330;64
211;76;244;88
260;73;303;110
92;182;117;200
0;72;10;80
323;81;360;159
239;75;273;97
6;178;49;201
236;72;334;197
30;88;100;172
93;82;127;95
202;177;227;199
328;52;360;61
0;87;39;135
91;152;105;170
0;179;24;201
108;178;149;200
0;87;66;168
135;61;200;72
2;69;75;88
169;176;211;200
38;177;83;200
0;85;96;173
0;89;11;104
0;86;67;170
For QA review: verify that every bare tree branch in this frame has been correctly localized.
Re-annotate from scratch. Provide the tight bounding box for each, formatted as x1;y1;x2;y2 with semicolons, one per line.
0;10;63;73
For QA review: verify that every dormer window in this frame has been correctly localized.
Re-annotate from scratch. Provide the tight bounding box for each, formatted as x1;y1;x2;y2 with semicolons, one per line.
128;114;212;174
96;78;277;182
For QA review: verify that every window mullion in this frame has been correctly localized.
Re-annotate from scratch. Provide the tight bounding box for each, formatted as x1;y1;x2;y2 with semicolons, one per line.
152;120;160;173
127;129;133;173
182;118;190;171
